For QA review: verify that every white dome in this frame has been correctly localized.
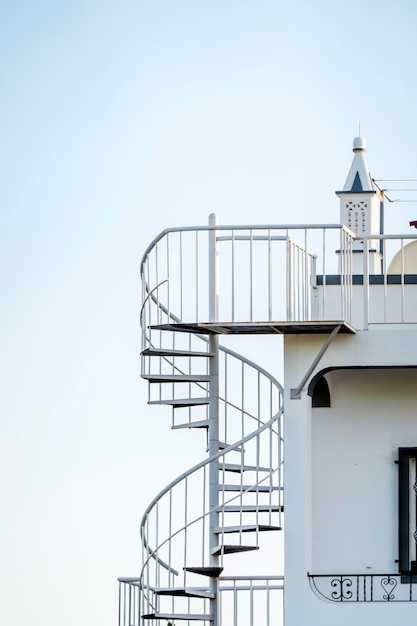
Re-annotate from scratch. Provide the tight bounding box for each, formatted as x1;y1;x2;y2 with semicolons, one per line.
388;240;417;274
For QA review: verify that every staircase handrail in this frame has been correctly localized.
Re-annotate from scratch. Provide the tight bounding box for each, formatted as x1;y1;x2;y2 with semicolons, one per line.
139;406;283;576
140;221;354;276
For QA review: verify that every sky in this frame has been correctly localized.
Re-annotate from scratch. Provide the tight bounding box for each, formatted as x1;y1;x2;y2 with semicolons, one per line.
2;1;417;625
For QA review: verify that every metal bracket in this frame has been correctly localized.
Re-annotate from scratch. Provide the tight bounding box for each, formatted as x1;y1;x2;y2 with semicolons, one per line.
290;324;342;399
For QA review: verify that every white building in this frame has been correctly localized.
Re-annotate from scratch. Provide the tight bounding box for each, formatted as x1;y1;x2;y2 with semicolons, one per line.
119;137;417;625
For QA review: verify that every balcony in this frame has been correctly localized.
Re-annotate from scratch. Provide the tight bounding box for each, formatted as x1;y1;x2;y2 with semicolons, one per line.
141;221;417;338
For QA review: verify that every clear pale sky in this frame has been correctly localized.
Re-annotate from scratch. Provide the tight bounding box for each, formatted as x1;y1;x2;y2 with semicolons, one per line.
2;2;417;625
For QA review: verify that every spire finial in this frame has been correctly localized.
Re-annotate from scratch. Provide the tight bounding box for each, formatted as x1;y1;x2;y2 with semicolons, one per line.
353;136;366;152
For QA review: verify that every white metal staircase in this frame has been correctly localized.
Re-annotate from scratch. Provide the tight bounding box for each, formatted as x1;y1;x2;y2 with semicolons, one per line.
118;217;294;625
119;218;362;625
137;298;284;624
136;332;284;625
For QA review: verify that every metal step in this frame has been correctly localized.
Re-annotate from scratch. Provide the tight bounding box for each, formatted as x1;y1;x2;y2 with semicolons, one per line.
172;420;210;430
206;442;244;453
142;347;214;357
142;613;213;621
220;463;271;473
218;441;243;452
211;545;259;556
215;524;282;534
148;397;209;407
219;484;281;492
184;566;223;577
221;504;283;513
143;374;210;383
155;587;215;599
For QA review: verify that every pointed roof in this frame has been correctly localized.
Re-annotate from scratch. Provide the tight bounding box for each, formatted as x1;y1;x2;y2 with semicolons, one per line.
341;136;374;193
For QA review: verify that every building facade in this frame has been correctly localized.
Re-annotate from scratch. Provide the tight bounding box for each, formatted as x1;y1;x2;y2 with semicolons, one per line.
119;138;417;625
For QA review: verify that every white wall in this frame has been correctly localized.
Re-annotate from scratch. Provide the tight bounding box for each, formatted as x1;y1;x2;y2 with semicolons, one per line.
312;368;417;573
314;283;417;328
283;329;417;626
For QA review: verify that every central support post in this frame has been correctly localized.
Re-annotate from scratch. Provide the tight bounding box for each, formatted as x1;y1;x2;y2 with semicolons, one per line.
208;213;220;626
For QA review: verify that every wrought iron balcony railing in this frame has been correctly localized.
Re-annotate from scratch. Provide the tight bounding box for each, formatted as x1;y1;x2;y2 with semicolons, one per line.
309;573;417;603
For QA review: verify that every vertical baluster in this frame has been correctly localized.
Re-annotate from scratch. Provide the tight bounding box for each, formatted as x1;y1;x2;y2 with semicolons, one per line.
401;237;405;323
361;237;368;329
168;489;173;587
342;228;346;320
339;227;344;320
166;232;170;323
202;464;207;567
196;230;199;322
286;235;291;321
344;228;348;320
233;581;238;626
347;229;352;321
322;229;326;321
299;243;302;320
128;580;132;625
224;352;228;449
231;229;235;322
183;477;188;580
240;361;245;534
268;229;272;321
155;244;160;324
383;237;388;323
270;401;274;525
133;581;137;625
266;579;270;626
118;581;122;626
155;502;159;599
250;229;253;321
311;250;317;321
304;229;308;321
180;231;183;321
145;259;151;372
249;580;254;626
278;385;283;527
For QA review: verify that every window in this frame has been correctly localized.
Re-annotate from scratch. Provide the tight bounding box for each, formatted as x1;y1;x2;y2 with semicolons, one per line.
398;448;417;578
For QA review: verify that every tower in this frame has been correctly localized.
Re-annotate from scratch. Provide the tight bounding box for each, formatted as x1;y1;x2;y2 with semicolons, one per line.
337;136;384;273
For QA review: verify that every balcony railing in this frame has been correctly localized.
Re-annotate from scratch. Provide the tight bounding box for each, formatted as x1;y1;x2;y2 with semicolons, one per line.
141;223;355;332
309;573;417;602
141;221;417;334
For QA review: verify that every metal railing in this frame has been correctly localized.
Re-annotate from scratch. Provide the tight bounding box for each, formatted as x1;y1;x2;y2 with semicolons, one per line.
309;573;417;602
141;221;417;337
140;223;356;331
119;575;284;626
362;234;417;326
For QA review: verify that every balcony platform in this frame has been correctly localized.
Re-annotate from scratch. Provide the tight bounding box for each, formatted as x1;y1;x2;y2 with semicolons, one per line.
151;320;356;335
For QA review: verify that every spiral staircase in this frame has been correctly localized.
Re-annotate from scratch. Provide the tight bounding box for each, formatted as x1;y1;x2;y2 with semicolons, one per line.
118;218;356;626
134;323;284;625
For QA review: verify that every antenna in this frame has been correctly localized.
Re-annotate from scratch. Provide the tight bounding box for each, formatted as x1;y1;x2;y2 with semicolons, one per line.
358;121;361;136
